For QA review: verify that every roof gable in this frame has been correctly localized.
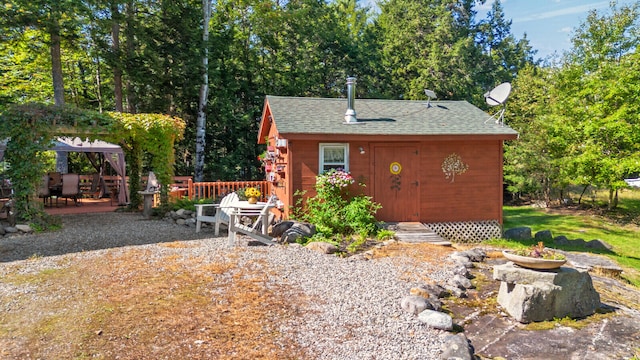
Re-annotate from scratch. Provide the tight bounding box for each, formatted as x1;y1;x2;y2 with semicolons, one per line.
261;95;518;138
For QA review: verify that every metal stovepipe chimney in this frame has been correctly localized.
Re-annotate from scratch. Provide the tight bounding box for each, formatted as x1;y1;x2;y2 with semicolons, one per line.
344;77;357;124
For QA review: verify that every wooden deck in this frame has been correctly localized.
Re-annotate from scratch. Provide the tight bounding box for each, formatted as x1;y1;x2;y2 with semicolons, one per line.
43;197;122;216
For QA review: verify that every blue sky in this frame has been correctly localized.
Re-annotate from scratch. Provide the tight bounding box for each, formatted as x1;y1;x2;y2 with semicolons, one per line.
362;0;636;60
475;0;637;60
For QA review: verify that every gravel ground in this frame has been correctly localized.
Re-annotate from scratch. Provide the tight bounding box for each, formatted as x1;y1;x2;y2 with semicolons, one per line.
0;212;456;359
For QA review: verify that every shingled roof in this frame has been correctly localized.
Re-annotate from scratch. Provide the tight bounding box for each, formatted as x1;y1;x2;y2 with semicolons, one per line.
263;95;518;137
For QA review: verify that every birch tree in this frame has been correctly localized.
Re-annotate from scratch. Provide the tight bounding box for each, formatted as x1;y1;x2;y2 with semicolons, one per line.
195;0;212;182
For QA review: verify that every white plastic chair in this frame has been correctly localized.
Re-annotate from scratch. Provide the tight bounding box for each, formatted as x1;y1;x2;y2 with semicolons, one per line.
195;192;239;235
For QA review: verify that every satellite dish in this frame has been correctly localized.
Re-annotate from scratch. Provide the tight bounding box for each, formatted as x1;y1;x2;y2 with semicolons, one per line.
484;82;511;106
484;82;512;126
424;89;437;108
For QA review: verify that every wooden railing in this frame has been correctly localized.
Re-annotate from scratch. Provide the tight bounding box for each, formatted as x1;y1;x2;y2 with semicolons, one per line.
187;180;271;201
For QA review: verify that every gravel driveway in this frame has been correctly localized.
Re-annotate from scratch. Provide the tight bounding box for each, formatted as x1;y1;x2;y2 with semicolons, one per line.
0;212;453;359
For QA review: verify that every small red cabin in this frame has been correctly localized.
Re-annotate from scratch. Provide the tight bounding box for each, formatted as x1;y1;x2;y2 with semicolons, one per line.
258;89;518;240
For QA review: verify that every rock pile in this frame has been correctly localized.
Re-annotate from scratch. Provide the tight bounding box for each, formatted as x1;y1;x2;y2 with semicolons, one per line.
163;209;197;227
504;226;613;251
0;223;34;237
399;248;486;359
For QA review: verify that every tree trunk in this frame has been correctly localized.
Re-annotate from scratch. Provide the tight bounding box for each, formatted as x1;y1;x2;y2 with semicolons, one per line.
195;0;212;183
112;2;123;112
95;59;103;112
125;0;137;113
578;184;589;204
608;188;615;210
50;24;65;106
608;188;619;209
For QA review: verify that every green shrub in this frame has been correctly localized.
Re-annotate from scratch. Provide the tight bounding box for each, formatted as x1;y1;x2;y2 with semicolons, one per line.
293;169;381;237
346;233;369;253
376;229;396;241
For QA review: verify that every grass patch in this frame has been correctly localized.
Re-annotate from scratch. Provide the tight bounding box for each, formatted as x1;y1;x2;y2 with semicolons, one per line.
499;205;640;287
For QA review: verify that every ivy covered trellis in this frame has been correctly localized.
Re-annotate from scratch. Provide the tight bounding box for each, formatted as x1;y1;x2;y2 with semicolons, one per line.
0;103;185;223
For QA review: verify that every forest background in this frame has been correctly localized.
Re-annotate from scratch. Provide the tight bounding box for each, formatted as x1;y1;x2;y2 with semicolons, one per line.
1;0;639;207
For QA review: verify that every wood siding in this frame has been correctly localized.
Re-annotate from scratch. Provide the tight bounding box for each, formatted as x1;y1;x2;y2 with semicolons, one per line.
264;128;507;223
419;140;504;223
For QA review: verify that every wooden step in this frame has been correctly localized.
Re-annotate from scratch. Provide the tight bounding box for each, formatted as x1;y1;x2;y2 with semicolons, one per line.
393;222;451;246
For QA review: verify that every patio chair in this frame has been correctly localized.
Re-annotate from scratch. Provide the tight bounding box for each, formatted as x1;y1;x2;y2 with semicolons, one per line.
61;173;82;206
48;172;62;189
228;195;277;246
195;192;239;235
38;174;51;206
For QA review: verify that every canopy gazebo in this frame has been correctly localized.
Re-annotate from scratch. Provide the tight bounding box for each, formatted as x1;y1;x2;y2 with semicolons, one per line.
0;137;129;205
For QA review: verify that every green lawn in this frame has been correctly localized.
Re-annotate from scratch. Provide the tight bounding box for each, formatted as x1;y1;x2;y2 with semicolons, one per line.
497;204;640;288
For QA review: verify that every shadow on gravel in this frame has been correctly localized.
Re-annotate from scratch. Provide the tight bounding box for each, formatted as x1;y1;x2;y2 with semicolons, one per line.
0;212;219;263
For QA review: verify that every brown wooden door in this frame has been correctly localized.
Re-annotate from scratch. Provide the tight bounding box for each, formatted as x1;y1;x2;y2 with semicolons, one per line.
373;144;420;222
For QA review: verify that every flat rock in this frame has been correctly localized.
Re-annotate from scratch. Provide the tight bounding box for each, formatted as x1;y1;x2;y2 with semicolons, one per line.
305;241;337;254
565;252;623;273
417;310;453;331
16;224;33;233
4;226;18;233
452;256;640;360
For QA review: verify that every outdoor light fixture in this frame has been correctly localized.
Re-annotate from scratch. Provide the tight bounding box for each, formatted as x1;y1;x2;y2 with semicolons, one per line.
359;146;365;155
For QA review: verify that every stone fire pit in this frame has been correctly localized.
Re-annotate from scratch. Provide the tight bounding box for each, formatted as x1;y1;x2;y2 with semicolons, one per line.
493;262;601;323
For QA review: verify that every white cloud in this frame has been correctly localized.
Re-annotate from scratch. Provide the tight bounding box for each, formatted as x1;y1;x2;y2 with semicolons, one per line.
513;1;609;23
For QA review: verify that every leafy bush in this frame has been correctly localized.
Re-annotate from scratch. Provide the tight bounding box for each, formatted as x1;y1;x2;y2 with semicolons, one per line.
376;229;396;241
153;196;213;215
293;169;381;237
346;233;369;253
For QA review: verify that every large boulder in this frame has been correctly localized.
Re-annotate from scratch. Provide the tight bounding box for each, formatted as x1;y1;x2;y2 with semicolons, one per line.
280;222;316;244
585;239;613;251
503;227;532;241
534;229;553;240
270;221;296;237
553;235;570;246
493;263;600;323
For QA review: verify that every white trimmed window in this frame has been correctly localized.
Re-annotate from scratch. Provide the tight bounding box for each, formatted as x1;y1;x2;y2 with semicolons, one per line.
319;143;349;173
